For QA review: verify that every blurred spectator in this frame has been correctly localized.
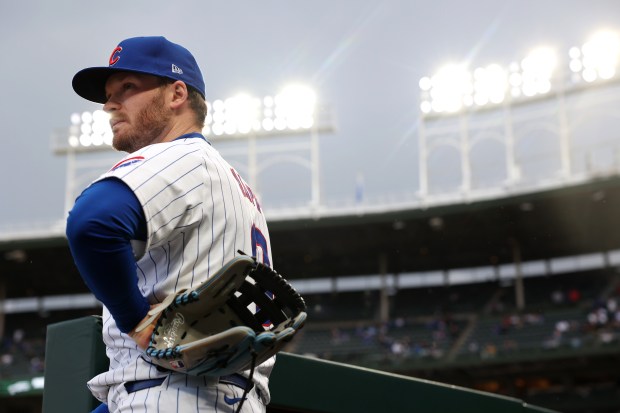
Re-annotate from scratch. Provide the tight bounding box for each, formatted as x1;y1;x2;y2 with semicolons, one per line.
1;353;14;367
390;338;411;359
481;343;497;359
551;289;565;305
527;313;544;324
607;297;617;313
567;288;581;304
555;320;570;334
502;339;519;353
330;327;347;345
468;341;480;354
30;356;44;373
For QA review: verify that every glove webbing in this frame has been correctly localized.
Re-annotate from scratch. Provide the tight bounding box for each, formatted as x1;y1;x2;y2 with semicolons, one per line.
251;263;307;317
226;264;306;331
226;281;281;331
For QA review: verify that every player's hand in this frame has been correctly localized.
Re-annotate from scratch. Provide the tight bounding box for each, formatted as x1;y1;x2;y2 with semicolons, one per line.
128;304;159;350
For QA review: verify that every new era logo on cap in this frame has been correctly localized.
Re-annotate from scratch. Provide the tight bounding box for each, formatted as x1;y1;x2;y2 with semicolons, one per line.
72;36;206;104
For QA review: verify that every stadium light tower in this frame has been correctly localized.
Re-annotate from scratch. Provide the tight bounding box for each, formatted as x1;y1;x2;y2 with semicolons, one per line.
51;84;333;215
415;29;620;199
205;84;317;137
202;84;332;210
418;47;559;117
416;28;620;311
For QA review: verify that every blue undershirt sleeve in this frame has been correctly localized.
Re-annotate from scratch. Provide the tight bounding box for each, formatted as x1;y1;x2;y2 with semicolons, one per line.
66;177;150;334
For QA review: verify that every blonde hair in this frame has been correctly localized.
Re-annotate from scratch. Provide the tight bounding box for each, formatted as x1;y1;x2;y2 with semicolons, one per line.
158;78;207;129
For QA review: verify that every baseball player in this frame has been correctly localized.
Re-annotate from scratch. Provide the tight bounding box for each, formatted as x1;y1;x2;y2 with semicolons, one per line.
66;36;273;413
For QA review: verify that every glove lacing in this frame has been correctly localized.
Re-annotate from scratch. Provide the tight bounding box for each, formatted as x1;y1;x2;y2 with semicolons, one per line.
233;350;258;413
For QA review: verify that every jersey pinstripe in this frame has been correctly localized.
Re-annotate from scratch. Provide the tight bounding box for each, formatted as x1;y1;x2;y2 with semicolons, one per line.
86;136;274;407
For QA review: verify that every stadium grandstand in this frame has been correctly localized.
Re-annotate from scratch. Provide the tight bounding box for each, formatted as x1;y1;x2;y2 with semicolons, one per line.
2;28;620;413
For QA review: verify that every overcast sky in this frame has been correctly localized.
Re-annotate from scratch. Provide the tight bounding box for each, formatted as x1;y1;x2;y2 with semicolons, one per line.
1;0;619;230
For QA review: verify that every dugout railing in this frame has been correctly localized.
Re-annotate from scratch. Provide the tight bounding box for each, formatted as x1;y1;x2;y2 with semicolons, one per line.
42;316;559;413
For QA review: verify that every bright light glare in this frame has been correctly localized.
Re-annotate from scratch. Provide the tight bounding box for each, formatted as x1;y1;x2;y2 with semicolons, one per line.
262;118;274;131
224;94;260;134
581;30;620;80
203;86;316;136
68;111;113;149
92;109;109;124
81;111;92;124
420;101;432;114
419;76;432;91
91;133;104;146
568;47;581;59
103;130;113;145
569;59;583;73
429;64;472;113
520;47;557;96
418;30;620;115
79;133;92;147
274;84;316;129
474;64;507;105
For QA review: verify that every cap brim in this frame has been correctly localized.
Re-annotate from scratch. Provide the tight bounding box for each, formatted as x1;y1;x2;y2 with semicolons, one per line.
73;66;206;104
72;66;166;104
72;67;121;104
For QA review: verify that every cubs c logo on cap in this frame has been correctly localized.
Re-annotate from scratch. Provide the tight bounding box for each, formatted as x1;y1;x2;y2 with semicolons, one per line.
109;46;122;66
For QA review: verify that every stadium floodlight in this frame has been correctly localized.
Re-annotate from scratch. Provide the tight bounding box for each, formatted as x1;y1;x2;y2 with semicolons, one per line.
508;62;523;98
66;109;113;151
202;84;317;139
473;64;508;106
420;63;511;114
418;29;620;117
274;84;317;130
570;29;620;83
419;48;560;116
419;76;433;114
519;47;557;97
205;93;262;137
423;63;473;114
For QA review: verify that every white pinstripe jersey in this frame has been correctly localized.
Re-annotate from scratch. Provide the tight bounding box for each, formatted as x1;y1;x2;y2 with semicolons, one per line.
86;136;275;404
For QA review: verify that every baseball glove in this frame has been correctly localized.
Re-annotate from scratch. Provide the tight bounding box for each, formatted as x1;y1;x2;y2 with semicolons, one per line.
136;254;307;377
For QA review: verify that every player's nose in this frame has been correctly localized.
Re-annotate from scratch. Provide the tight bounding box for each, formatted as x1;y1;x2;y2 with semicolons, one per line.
103;98;119;113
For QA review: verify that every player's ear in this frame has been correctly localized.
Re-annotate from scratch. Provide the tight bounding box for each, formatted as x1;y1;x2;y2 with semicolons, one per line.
169;80;189;109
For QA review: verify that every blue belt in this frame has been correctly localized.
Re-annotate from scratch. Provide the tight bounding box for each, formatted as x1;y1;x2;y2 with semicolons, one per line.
125;373;252;394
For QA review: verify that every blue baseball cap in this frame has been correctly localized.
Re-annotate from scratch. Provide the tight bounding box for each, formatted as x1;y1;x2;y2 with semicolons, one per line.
72;36;206;104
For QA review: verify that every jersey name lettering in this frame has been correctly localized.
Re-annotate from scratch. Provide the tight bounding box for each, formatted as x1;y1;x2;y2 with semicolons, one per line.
230;168;262;213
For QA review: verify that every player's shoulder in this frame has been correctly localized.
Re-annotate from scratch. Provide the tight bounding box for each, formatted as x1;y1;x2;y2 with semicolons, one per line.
152;138;211;157
109;140;208;173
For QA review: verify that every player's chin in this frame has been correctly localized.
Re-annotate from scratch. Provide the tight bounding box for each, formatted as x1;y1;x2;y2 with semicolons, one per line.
112;134;135;153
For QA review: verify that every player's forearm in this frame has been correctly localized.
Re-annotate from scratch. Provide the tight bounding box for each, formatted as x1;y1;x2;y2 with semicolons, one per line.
66;216;150;332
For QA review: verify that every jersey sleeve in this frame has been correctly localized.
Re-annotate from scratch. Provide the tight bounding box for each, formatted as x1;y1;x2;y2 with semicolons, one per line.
66;178;150;333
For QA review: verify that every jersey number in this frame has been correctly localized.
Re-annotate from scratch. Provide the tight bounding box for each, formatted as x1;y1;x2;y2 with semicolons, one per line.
251;225;270;267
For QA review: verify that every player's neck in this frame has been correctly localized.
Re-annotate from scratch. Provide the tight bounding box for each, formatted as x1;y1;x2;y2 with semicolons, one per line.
160;120;202;144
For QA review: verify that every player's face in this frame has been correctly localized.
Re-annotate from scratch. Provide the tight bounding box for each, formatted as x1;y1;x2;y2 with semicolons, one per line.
104;73;173;153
